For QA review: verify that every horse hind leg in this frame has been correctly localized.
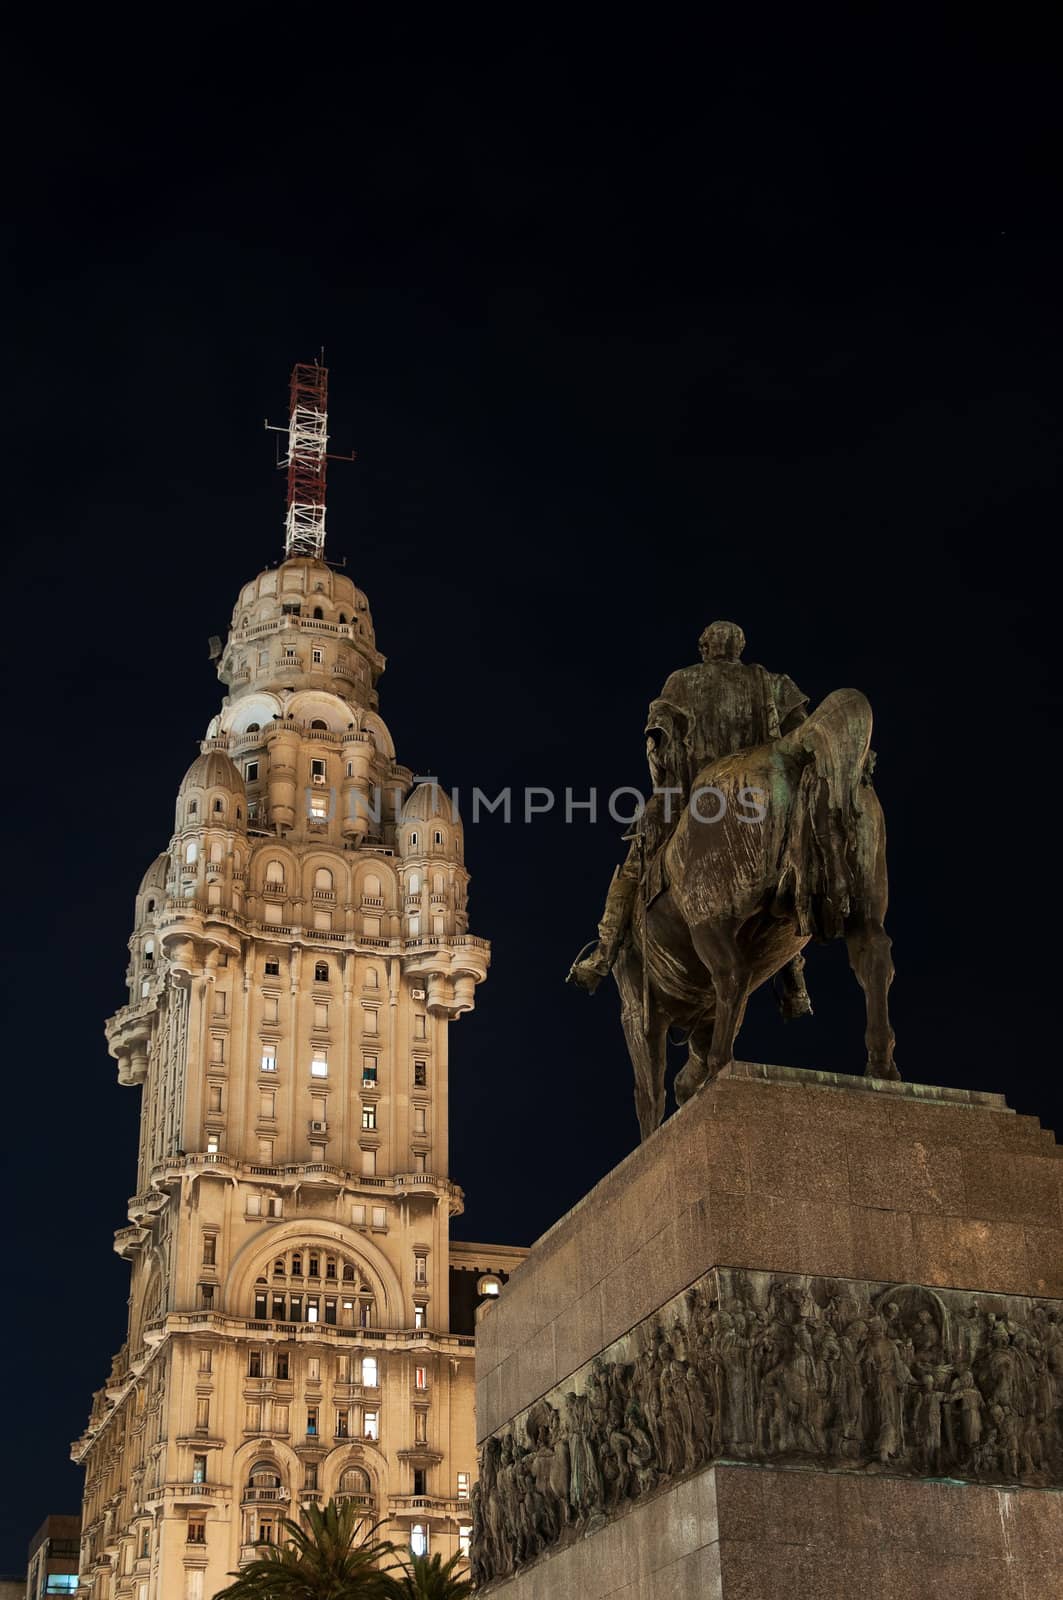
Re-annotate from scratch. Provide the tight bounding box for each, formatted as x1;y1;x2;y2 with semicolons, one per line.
846;912;899;1080
613;943;668;1139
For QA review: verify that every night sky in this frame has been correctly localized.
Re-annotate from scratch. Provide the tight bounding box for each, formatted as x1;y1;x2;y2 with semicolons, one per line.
6;15;1062;1573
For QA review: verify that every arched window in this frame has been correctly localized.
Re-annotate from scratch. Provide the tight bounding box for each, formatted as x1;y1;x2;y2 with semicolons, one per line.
364;873;381;898
409;832;418;848
314;960;329;982
310;718;328;729
246;1461;282;1496
338;613;347;625
361;1356;378;1387
188;800;198;818
408;871;421;894
477;1274;503;1297
185;841;198;865
432;873;444;893
210;841;224;862
314;867;333;892
146;898;156;913
339;1466;370;1496
410;1525;428;1557
213;798;225;814
313;607;324;620
143;939;155;965
265;860;285;885
246;722;261;732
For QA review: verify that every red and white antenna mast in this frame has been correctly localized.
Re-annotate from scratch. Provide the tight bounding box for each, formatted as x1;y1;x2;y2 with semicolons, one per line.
282;360;329;559
266;360;355;561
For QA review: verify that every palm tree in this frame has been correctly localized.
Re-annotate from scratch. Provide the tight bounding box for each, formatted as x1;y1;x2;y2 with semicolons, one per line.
380;1550;473;1600
216;1498;394;1599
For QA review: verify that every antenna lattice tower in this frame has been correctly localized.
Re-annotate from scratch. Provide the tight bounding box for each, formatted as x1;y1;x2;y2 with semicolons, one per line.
283;361;329;559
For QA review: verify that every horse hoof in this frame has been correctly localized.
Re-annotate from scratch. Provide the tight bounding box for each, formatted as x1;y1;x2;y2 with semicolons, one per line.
675;1062;706;1104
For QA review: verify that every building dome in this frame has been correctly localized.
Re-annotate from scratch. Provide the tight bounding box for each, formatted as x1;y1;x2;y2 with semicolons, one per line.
401;782;456;823
138;853;170;894
178;750;245;798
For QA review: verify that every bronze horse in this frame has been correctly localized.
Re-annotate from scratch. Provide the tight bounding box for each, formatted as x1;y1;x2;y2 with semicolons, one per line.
610;687;898;1140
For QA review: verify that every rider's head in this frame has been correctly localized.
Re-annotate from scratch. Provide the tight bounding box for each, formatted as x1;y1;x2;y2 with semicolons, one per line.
699;620;746;662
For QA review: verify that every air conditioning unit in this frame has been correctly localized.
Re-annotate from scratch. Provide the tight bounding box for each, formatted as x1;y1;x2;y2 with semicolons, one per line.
312;773;327;787
309;1120;328;1134
411;988;426;999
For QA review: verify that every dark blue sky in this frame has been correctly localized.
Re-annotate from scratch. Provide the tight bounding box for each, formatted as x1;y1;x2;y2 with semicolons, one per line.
6;12;1061;1573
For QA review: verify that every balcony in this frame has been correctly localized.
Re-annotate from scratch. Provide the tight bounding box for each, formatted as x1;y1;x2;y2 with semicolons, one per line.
241;1487;290;1504
389;1494;464;1516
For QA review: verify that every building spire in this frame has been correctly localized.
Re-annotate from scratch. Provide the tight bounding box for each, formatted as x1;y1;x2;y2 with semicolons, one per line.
281;360;329;560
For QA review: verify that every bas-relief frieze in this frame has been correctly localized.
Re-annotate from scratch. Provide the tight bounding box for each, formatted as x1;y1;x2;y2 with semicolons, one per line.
472;1267;1063;1585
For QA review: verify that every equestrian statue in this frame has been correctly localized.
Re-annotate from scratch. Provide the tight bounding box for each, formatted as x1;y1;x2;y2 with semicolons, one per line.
569;621;898;1140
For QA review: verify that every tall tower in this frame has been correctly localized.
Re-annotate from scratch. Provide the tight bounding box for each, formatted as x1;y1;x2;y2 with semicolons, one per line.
72;365;519;1600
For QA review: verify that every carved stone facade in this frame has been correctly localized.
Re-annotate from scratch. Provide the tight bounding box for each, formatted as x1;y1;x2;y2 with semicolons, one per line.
472;1267;1063;1586
72;553;525;1599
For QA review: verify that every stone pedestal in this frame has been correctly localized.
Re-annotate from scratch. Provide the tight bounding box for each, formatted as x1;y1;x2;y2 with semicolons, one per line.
474;1063;1063;1598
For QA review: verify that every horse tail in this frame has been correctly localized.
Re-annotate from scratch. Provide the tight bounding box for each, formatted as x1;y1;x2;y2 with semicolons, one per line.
777;688;875;939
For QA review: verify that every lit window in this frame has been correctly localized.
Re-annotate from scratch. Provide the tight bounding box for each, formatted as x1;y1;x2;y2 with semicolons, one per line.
310;795;328;819
458;1524;471;1558
361;1356;378;1387
361;1104;376;1131
410;1524;428;1557
185;841;198;864
260;1045;277;1073
363;1410;379;1441
457;1471;471;1501
414;1304;426;1329
478;1275;503;1297
415;1365;427;1390
311;1052;328;1078
46;1580;79;1594
206;1135;220;1155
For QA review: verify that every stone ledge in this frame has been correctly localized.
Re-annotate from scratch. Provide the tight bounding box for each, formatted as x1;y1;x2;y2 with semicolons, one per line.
478;1463;1063;1600
723;1059;1011;1110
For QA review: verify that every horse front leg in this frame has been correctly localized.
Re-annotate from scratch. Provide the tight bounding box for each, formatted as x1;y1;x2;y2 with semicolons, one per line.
845;912;899;1080
684;919;750;1086
613;942;669;1139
